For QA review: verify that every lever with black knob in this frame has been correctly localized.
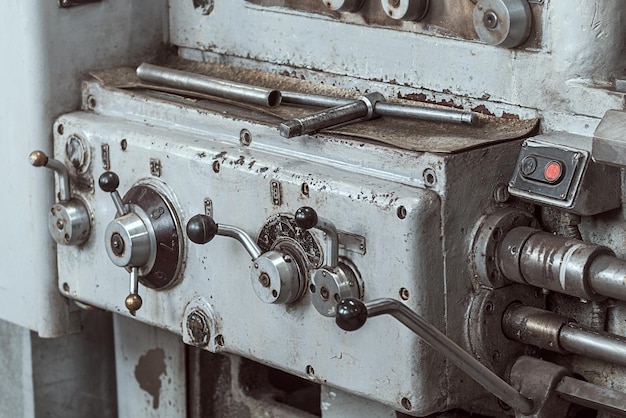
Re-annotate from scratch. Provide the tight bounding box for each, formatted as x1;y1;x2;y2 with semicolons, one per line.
30;150;91;246
187;214;304;304
334;297;534;415
295;206;362;317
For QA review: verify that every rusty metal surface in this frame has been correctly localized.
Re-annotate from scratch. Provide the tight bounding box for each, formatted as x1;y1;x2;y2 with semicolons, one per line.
244;0;543;49
90;61;538;154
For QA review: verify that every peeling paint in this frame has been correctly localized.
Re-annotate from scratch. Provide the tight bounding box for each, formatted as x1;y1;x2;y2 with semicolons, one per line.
134;348;167;409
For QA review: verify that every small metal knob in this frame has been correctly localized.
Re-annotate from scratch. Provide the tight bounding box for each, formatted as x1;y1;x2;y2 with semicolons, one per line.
336;298;368;331
186;214;219;244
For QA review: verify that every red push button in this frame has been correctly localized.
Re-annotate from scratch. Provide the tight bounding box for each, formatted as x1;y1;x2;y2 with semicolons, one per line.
543;161;563;183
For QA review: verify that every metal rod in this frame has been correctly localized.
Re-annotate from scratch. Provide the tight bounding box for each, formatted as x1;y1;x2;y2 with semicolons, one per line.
29;151;71;202
217;225;263;260
556;376;626;417
375;102;479;125
589;254;626;302
281;91;479;125
137;63;283;108
503;304;626;368
129;266;139;296
364;298;534;414
560;323;626;368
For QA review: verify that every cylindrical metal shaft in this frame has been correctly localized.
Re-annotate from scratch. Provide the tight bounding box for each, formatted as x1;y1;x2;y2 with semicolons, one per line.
503;304;626;368
137;63;282;108
217;224;262;260
281;91;479;126
29;151;71;202
498;227;621;301
366;298;534;414
280;92;384;138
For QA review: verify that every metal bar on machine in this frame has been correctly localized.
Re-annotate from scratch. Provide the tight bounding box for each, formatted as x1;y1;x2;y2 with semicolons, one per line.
503;304;626;368
136;63;283;108
556;376;626;417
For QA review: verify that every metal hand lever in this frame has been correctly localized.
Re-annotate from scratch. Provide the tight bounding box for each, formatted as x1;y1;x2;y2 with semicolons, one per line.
294;206;339;268
295;207;362;316
186;214;262;260
280;92;385;138
187;214;303;304
126;267;142;316
30;150;71;202
30;150;91;245
335;298;534;415
99;171;129;216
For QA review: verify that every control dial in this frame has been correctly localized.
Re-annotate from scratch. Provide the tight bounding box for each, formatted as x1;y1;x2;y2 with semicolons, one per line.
30;150;91;246
99;171;183;315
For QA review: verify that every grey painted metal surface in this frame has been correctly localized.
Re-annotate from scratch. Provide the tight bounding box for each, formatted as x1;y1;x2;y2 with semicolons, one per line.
0;0;167;337
114;314;187;418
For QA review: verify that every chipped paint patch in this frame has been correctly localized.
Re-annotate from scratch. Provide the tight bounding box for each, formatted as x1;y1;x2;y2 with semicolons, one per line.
135;348;167;409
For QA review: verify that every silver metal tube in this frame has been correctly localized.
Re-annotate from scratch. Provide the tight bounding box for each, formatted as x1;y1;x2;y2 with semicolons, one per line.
129;267;139;296
137;63;282;108
281;91;479;125
589;254;626;302
280;100;370;138
217;224;262;260
111;191;128;217
560;323;626;368
365;298;534;414
281;91;353;108
375;102;479;125
503;304;626;368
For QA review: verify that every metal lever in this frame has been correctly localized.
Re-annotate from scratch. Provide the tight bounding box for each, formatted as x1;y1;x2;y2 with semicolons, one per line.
186;214;303;304
335;298;534;415
98;172;145;316
99;171;129;216
294;206;339;268
29;150;91;245
295;207;361;317
280;92;385;138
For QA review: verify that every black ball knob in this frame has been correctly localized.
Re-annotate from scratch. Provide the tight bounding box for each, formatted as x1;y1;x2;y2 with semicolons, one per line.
336;298;368;331
186;214;218;245
295;207;318;230
99;171;120;193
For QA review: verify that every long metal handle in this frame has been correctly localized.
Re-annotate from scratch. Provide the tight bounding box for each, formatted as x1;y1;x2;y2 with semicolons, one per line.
556;376;626;416
335;298;534;414
29;150;71;202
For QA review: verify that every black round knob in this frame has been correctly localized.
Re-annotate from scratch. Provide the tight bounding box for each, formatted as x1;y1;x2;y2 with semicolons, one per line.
186;214;218;245
335;298;368;331
295;207;318;230
99;171;120;193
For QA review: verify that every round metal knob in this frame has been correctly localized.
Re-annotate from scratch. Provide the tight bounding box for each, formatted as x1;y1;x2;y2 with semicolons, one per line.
186;214;219;244
473;0;532;48
125;293;143;314
381;0;429;21
336;298;368;331
29;150;48;167
295;207;318;230
98;171;120;193
322;0;365;12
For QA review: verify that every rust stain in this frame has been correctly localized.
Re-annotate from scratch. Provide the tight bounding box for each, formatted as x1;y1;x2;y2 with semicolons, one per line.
134;348;166;409
400;93;464;109
471;105;495;116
